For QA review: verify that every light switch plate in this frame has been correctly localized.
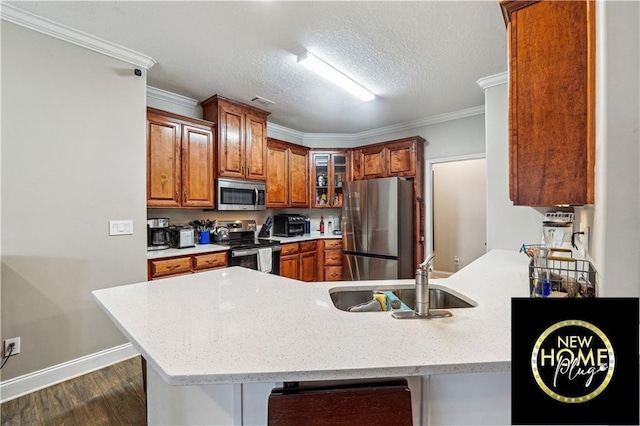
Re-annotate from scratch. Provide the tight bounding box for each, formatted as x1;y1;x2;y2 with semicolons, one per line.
109;220;134;236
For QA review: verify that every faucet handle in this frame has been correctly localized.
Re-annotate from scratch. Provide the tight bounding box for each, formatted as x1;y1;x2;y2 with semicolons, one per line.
418;253;435;271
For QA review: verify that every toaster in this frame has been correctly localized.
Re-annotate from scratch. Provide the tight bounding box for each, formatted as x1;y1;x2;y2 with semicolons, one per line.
168;227;195;249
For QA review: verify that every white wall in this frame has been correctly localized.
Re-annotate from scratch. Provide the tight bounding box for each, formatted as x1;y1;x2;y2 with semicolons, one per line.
484;83;546;251
432;159;487;272
1;22;147;380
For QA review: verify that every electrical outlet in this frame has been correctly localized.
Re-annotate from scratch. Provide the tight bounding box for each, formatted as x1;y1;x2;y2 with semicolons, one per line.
4;337;20;356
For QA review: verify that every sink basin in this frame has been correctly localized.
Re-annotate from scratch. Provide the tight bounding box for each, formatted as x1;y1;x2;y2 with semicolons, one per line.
329;285;477;312
392;288;476;310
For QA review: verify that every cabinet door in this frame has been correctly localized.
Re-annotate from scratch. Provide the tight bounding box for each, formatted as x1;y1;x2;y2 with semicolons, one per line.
386;140;416;177
299;251;317;282
266;141;289;208
245;114;268;181
331;153;347;207
311;153;331;208
181;124;215;207
360;145;386;179
289;146;309;208
280;254;299;280
147;114;181;207
218;103;245;179
504;0;594;206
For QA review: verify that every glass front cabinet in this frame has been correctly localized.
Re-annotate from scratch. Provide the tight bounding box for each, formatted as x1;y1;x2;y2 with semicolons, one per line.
311;151;348;208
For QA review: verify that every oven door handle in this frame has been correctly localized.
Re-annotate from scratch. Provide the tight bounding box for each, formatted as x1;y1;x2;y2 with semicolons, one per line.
232;249;258;257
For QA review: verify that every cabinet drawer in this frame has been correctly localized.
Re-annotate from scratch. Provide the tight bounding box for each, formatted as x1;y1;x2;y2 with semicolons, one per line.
150;257;192;278
300;240;317;253
324;266;343;281
193;252;227;271
324;249;342;266
323;239;342;249
280;243;299;256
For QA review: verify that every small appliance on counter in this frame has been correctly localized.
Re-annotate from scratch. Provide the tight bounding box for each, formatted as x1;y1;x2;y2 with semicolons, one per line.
147;218;170;251
212;225;230;244
542;211;574;248
168;226;195;249
273;214;305;237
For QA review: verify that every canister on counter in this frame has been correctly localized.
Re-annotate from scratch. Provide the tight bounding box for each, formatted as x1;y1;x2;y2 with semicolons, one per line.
305;218;311;234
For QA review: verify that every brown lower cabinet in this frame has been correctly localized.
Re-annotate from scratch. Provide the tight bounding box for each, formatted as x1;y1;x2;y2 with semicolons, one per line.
279;241;317;282
148;251;227;280
268;378;413;426
319;239;343;281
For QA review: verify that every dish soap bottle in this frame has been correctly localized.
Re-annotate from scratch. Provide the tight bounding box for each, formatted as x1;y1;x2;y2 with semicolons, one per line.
320;216;325;235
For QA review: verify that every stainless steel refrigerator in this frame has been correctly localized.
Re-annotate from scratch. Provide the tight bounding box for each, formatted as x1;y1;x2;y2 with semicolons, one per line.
342;177;414;280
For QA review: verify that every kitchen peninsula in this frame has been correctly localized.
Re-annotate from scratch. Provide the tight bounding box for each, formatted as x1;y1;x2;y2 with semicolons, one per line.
94;250;530;425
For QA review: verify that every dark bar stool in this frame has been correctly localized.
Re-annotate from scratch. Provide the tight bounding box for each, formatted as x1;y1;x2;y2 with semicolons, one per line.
268;378;413;426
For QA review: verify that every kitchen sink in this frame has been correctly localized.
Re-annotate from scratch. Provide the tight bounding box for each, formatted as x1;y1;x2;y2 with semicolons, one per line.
329;285;477;312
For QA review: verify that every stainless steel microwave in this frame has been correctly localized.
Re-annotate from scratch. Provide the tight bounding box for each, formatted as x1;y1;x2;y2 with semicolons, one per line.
216;178;266;211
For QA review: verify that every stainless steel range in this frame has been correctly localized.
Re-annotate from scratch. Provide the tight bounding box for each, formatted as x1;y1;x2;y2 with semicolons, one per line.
215;220;281;274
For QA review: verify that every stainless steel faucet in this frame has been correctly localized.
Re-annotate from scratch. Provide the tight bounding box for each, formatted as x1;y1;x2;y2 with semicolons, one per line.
392;253;452;320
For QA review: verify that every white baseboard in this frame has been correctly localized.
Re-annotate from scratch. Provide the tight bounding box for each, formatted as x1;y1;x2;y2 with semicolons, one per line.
0;343;139;403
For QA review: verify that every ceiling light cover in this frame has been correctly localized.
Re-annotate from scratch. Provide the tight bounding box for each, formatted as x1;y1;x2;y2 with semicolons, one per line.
297;51;375;102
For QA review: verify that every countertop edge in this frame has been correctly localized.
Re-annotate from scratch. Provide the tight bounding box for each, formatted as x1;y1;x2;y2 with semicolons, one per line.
163;361;513;386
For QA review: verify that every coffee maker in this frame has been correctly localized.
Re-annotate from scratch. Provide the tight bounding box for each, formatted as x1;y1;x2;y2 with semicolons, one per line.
147;218;170;251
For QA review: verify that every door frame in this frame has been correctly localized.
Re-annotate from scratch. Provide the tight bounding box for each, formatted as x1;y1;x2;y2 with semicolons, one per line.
424;153;486;258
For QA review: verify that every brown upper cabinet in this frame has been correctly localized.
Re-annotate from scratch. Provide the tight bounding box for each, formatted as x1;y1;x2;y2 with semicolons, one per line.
201;95;270;181
147;108;215;208
310;151;349;208
501;0;595;206
351;137;419;181
266;138;310;208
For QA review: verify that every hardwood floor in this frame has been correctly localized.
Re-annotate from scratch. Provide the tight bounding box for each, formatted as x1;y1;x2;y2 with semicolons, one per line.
1;356;146;426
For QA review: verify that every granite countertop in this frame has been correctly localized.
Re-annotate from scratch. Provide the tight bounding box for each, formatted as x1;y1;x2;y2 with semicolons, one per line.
94;249;531;386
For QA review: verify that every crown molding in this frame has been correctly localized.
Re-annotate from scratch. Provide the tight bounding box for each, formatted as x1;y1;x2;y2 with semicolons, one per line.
302;105;485;143
0;3;157;69
476;72;508;90
266;122;305;140
147;86;199;109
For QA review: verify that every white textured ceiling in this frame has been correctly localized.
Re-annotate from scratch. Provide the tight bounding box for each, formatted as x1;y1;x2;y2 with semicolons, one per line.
8;1;507;134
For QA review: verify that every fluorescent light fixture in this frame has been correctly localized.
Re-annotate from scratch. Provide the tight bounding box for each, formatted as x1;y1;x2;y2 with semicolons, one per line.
297;51;375;102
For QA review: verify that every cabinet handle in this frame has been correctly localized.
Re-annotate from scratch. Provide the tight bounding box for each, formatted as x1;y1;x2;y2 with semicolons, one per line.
183;190;187;202
165;264;180;270
206;259;217;264
175;190;179;201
